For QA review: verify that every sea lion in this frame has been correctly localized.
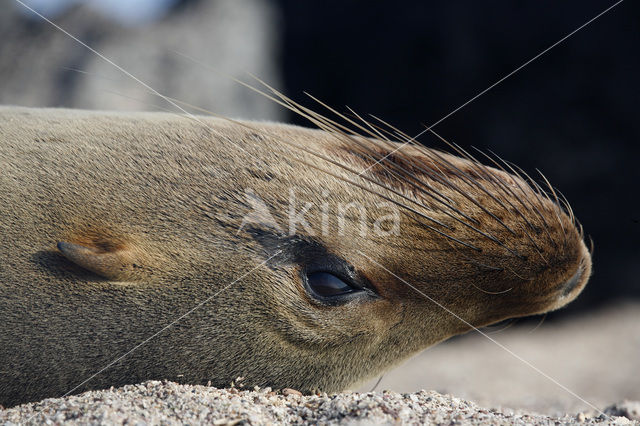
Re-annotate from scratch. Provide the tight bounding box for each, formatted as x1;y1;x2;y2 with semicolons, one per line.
0;104;591;407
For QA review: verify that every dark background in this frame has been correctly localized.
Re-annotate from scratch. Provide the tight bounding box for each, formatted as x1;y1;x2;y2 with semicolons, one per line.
274;1;639;316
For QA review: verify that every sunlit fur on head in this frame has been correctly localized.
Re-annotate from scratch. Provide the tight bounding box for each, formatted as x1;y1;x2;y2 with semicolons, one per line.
0;90;591;407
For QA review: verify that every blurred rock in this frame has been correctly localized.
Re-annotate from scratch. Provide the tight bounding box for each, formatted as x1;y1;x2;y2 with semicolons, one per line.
0;0;283;121
606;400;640;421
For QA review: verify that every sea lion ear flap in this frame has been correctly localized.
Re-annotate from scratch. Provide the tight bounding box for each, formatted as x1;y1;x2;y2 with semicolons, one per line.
57;241;147;281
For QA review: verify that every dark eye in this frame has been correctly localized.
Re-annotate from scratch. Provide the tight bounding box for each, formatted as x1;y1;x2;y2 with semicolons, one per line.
306;272;357;298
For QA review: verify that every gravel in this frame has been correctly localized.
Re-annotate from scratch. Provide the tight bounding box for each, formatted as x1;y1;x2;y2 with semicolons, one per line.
1;380;637;425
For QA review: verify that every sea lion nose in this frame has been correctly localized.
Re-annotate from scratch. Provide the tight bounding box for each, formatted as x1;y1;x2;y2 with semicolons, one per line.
560;266;583;297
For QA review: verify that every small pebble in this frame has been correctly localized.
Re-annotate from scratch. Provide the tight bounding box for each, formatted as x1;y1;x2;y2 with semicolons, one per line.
282;388;302;397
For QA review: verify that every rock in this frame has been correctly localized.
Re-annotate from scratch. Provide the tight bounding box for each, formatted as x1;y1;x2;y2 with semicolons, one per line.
605;400;640;421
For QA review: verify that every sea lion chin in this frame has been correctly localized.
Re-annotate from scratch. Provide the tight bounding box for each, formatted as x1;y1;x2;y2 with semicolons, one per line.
0;106;591;407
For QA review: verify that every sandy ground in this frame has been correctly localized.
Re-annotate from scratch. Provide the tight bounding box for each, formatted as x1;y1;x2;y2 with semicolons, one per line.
1;381;637;425
1;303;638;424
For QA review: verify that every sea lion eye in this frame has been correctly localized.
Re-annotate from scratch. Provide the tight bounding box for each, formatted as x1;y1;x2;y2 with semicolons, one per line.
306;272;357;298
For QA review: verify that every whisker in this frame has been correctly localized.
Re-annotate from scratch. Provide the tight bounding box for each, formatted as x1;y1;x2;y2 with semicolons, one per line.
369;118;520;239
418;131;533;254
475;149;543;225
466;149;553;264
297;160;482;251
504;265;535;281
471;284;513;295
337;121;516;248
314;110;548;264
485;320;516;334
483;149;558;249
152;50;568;265
345;107;389;141
536;169;569;250
507;162;559;247
257;86;523;252
588;235;595;257
165;90;514;259
141;91;472;238
528;314;547;333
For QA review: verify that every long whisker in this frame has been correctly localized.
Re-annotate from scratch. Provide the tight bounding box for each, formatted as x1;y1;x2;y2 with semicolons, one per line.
485;320;516;334
369;116;521;238
170;51;563;263
528;314;547;333
332;115;518;250
474;149;542;219
114;77;464;238
155;92;499;256
462;149;552;265
471;284;513;295
249;79;530;254
507;162;560;247
483;149;558;249
536;169;569;250
297;160;482;251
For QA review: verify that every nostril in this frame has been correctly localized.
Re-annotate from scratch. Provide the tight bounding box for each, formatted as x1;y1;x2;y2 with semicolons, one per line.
560;267;583;297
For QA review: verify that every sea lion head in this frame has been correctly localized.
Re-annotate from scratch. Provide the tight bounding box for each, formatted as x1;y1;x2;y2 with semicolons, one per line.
194;121;592;393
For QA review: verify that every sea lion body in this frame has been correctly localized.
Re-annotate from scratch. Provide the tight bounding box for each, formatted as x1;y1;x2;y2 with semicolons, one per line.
0;106;591;407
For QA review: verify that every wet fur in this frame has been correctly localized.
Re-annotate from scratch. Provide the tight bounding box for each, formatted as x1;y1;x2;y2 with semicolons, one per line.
0;106;591;407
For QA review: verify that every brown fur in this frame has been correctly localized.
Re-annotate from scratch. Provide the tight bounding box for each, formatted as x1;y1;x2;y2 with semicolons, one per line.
0;106;591;407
